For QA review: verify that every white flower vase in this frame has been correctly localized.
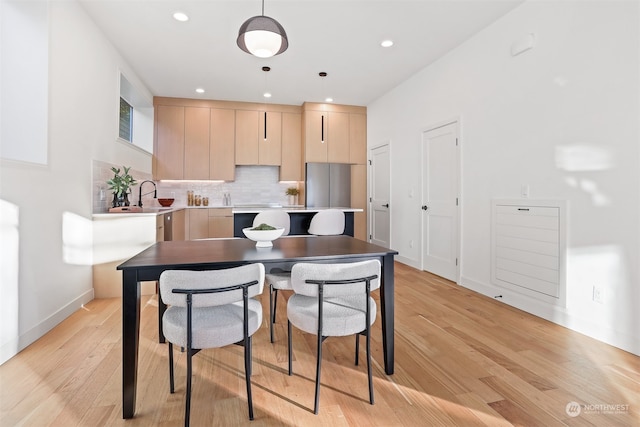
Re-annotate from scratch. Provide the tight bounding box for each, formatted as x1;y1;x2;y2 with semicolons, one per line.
288;195;296;206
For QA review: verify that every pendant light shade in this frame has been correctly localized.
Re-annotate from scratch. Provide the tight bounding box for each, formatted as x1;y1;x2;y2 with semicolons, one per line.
237;1;288;58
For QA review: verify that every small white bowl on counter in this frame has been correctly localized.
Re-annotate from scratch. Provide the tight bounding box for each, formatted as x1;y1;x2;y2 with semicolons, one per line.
242;227;285;247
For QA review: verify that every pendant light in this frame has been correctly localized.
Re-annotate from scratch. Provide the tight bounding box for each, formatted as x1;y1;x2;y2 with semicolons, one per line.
319;72;327;144
262;66;270;141
237;0;288;58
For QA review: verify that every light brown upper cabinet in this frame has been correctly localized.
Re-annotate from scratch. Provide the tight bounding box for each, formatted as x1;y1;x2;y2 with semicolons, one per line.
184;107;210;180
280;112;302;181
258;111;282;165
154;97;303;179
303;110;326;163
236;109;282;166
302;103;366;165
327;111;349;163
210;108;235;181
235;110;260;165
155;105;185;180
349;113;367;165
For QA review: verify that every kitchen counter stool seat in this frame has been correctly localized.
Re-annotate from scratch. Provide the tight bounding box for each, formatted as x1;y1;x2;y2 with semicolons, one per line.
253;210;291;236
308;209;345;235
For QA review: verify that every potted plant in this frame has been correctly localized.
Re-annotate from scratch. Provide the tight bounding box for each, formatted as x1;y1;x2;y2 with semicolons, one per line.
107;166;137;207
286;187;299;205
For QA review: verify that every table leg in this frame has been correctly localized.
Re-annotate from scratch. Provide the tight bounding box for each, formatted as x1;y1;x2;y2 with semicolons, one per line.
158;282;166;343
122;269;140;418
380;254;395;375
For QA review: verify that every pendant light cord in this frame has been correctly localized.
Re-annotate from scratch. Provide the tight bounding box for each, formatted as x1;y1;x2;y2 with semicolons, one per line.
261;0;265;16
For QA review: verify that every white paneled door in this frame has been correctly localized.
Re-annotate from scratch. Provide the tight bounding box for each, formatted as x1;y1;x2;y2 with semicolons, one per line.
370;144;390;248
422;122;459;281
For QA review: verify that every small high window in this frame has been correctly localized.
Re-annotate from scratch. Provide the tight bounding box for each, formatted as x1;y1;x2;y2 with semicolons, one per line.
119;97;133;142
118;73;153;153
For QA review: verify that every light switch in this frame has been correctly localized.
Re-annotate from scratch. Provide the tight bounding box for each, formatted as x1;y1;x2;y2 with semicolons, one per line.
521;184;530;198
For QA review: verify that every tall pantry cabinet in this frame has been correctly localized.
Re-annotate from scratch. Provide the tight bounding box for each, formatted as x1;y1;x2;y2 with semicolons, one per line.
302;103;368;240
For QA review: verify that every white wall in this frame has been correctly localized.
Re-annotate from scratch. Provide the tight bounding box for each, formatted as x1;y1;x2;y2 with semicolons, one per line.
368;0;639;355
0;0;153;364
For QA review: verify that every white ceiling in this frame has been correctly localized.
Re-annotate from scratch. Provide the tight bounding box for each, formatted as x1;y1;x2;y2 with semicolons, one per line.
79;0;525;106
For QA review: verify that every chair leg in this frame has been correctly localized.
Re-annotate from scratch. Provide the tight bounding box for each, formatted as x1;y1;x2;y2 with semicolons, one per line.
244;336;254;420
269;285;278;343
367;327;374;405
169;342;175;393
355;333;360;366
314;333;323;415
185;349;193;427
287;320;293;375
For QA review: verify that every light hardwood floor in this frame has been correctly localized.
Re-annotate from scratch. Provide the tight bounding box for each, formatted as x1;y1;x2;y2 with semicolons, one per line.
1;262;638;426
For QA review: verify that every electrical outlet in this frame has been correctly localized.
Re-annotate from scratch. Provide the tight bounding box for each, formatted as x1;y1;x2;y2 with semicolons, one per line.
593;286;604;304
409;239;413;248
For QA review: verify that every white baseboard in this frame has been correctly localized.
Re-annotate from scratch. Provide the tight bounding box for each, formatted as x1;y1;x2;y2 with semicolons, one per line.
0;289;94;365
459;276;639;356
395;255;421;270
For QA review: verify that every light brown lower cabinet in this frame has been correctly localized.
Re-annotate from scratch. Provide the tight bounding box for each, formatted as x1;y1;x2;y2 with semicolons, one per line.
187;209;209;240
351;164;367;241
187;208;233;239
167;210;186;241
208;208;233;238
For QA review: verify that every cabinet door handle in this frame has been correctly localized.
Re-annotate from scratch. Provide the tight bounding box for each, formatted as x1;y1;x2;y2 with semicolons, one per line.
382;203;389;208
422;205;428;211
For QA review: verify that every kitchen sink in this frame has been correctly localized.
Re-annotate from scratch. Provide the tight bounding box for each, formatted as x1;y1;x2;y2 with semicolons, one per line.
141;207;173;213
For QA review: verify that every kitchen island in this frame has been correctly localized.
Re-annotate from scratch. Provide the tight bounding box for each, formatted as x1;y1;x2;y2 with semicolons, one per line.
232;207;362;237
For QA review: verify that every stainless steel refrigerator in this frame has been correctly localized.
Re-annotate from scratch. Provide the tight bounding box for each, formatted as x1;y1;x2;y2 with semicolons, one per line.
305;162;351;207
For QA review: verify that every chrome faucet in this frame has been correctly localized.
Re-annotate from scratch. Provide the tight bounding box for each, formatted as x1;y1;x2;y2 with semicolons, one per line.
138;180;157;207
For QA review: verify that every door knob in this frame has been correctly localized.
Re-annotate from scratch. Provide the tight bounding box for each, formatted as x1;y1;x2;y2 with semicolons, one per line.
382;203;389;208
421;205;428;210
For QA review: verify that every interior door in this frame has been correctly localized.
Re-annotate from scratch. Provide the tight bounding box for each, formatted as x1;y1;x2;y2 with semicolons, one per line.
422;122;459;281
370;144;390;248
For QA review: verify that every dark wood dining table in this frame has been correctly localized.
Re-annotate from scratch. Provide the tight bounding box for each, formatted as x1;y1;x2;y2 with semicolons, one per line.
117;235;398;419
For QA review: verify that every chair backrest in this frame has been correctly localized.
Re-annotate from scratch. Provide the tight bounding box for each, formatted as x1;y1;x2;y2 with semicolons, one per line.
308;209;345;235
160;263;265;307
253;210;291;236
290;260;380;298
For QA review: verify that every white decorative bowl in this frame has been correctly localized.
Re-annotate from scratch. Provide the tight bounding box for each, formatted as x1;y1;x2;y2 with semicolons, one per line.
242;227;285;247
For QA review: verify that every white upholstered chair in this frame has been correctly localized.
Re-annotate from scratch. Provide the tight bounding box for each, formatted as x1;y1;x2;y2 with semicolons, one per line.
159;263;265;425
253;210;291;236
286;260;380;414
307;209;345;235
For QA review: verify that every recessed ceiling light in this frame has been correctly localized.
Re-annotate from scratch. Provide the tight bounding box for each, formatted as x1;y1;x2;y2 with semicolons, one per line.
263;92;272;98
173;12;189;22
195;88;205;94
325;97;333;103
381;40;394;48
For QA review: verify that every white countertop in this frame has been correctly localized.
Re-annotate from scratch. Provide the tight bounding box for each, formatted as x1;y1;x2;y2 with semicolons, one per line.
93;205;362;218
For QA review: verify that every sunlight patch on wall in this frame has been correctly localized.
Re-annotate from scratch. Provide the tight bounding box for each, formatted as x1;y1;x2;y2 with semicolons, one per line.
0;199;19;364
62;212;93;265
555;145;614;172
563;177;612;207
92;216;156;265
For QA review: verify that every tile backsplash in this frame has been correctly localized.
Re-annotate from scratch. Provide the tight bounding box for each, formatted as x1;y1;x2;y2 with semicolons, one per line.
92;162;300;213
